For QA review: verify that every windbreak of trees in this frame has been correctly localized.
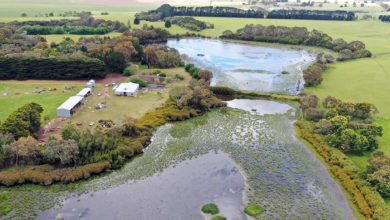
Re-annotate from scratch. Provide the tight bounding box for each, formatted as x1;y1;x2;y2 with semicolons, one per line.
379;15;390;22
0;57;107;80
169;17;213;31
23;25;109;35
171;6;264;18
4;16;127;33
136;4;264;21
267;9;355;20
221;24;371;60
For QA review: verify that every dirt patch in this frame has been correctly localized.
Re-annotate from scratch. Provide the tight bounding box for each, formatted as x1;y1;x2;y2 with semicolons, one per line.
96;73;128;85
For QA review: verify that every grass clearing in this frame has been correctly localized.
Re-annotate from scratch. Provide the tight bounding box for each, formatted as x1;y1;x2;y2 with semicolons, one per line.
69;68;189;125
0;81;84;123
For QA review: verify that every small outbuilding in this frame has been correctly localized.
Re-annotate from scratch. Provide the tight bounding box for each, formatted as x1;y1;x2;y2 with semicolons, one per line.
57;96;84;118
114;82;139;96
76;88;92;98
86;79;95;88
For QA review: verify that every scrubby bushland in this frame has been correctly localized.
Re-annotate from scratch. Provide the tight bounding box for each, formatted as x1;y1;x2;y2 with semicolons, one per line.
295;121;390;219
221;24;371;60
301;95;381;154
143;44;183;68
267;10;355;20
169;17;213;31
6;16;126;33
184;64;213;81
366;151;390;197
130;25;170;44
23;25;109;35
136;4;264;21
0;57;107;80
303;63;327;86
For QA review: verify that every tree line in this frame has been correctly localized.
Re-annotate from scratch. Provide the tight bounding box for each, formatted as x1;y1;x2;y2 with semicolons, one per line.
0;57;107;80
379;15;390;22
23;25;109;35
137;4;356;21
136;4;265;21
267;9;355;21
221;24;371;60
4;16;128;33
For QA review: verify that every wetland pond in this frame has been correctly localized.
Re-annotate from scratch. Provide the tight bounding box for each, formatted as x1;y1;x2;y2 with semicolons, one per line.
4;40;353;220
21;100;355;220
167;38;318;95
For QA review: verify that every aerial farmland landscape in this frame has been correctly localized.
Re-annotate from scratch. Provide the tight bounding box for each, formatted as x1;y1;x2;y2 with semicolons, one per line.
0;0;390;219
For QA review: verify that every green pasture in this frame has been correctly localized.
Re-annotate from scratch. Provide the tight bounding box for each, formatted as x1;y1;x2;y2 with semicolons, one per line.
0;81;84;123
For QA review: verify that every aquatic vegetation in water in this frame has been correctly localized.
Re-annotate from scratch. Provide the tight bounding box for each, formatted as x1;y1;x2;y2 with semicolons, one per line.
211;216;227;220
244;204;265;217
201;203;219;215
3;100;354;220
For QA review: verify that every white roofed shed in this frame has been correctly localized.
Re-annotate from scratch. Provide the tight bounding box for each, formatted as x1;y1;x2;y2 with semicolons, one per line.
57;96;84;118
114;82;139;96
77;88;92;97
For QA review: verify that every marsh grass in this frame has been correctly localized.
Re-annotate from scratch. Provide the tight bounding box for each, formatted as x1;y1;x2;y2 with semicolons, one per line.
244;204;265;217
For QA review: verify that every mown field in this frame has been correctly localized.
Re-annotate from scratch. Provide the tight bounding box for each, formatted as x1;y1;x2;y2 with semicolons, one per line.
0;81;84;122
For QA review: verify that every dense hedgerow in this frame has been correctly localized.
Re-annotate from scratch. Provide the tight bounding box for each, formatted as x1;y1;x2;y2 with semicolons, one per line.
0;57;107;80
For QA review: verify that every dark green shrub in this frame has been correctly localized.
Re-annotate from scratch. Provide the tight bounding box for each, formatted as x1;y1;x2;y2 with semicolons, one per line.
201;203;219;214
130;77;148;87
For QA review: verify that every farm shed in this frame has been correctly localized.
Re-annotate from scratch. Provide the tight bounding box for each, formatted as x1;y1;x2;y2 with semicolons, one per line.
114;82;139;96
57;96;84;118
77;88;92;98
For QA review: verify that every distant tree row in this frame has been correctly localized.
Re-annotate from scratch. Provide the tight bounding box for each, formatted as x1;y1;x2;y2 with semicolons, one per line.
5;16;127;33
379;15;390;22
137;5;356;21
267;10;355;20
23;25;109;35
221;24;371;60
136;4;265;21
0;57;107;80
168;17;214;31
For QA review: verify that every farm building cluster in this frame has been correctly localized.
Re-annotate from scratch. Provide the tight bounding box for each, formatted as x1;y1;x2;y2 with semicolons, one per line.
56;80;141;118
56;80;94;118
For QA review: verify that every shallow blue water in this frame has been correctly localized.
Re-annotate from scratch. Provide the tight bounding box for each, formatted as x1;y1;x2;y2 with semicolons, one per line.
167;39;316;95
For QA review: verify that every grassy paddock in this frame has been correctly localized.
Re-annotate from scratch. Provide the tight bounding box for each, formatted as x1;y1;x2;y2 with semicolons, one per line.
0;81;84;123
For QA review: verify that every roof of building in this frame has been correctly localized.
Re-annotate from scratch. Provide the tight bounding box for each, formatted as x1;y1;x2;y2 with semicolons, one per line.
57;96;84;110
76;88;92;97
115;82;139;93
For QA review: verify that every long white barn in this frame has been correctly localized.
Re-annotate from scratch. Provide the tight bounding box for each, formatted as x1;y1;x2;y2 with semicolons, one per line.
57;96;84;118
